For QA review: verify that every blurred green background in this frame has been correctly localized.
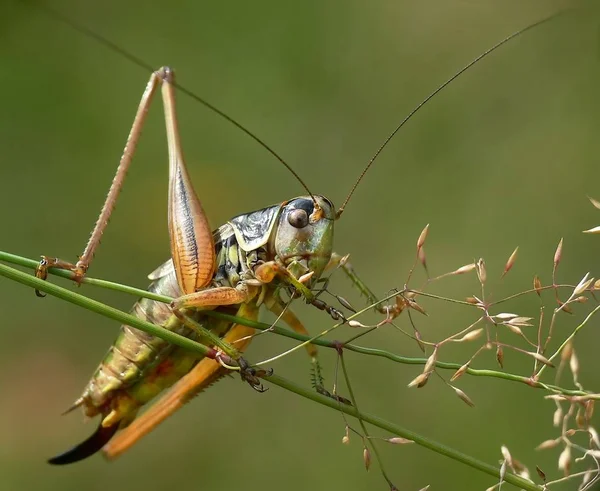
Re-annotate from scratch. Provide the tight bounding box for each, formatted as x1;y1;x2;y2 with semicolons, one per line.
1;1;599;489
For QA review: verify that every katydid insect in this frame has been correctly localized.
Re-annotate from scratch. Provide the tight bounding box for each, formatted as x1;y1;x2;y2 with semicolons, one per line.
35;6;569;466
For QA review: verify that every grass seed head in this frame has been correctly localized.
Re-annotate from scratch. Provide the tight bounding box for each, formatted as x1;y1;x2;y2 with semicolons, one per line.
588;426;600;447
417;223;429;250
553;407;563;427
557;446;571;476
450;363;469;382
476;258;487;284
408;372;430;388
534;275;543;296
585;401;595;423
588;196;600;209
573;273;594;296
496;345;504;368
535;465;546;482
387;437;414;445
576;406;586;429
342;425;350;445
423;348;438;373
561;341;573;362
569;350;579;379
455;263;476;275
459;328;484;342
553;238;564;267
502;246;519;278
536;439;560;451
418;246;428;271
363;447;371;471
452;386;475;407
528;351;554;367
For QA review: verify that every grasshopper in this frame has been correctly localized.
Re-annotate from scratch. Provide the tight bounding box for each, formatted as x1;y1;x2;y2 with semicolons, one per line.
35;6;569;466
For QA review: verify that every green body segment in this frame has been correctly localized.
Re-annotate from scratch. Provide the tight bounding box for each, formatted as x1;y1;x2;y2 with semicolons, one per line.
79;263;227;425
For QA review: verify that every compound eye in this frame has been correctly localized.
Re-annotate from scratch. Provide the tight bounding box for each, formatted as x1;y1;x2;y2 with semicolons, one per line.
288;208;309;228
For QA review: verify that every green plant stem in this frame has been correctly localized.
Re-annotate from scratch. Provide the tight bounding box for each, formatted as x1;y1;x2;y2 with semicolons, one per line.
0;258;540;490
0;251;591;398
265;373;542;490
0;261;212;358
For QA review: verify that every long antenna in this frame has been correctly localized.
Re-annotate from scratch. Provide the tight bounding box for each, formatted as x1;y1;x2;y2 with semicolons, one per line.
336;8;573;219
33;3;317;203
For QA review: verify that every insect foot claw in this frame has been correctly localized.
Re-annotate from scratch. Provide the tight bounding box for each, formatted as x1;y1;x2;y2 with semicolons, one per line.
316;386;353;406
34;256;51;297
238;357;271;393
310;298;348;322
35;256;85;296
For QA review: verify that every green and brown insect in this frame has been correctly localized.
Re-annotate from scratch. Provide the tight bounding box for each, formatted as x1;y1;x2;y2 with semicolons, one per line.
24;5;574;467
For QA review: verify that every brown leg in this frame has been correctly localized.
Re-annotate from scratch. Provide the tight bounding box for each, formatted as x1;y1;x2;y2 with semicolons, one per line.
102;304;260;460
37;68;217;300
36;71;163;286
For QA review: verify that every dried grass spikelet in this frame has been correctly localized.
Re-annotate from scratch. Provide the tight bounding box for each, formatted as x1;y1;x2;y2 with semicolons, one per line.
585;401;595;423
408;372;430;389
535;465;546;482
582;226;600;234
561;340;573;362
533;275;543;296
505;316;534;328
557;445;571;476
452;385;475;407
499;460;507;483
423;348;438;374
476;258;487;285
502;246;519;278
418;246;428;272
504;324;524;337
450;362;469;382
588;196;600;210
588;426;600;447
342;425;350;445
348;320;369;328
454;263;476;275
417;223;429;250
527;351;554;368
457;328;483;342
553;406;563;427
576;406;586;429
557;299;574;315
336;295;356;313
387;437;414;445
510;458;531;481
496;345;504;368
536;438;560;450
554;238;564;268
501;445;513;467
363;446;371;471
570;350;580;380
573;273;594;296
407;297;427;316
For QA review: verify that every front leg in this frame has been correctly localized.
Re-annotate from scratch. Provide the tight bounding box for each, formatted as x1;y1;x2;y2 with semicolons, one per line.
170;281;261;372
